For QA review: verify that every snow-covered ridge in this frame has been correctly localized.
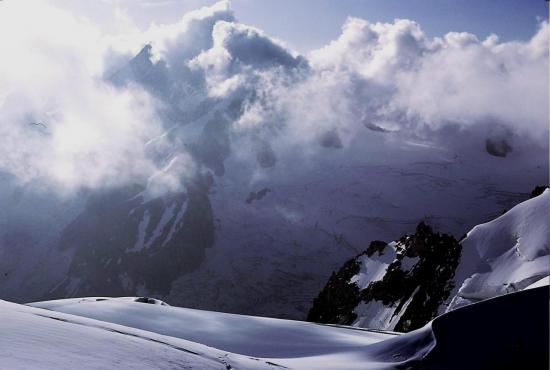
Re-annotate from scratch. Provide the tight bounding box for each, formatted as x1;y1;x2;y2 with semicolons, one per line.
448;188;550;310
6;285;547;369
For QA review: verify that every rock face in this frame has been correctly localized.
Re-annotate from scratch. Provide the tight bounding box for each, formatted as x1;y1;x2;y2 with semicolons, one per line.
318;130;343;149
245;188;272;204
308;223;462;332
306;256;362;325
50;175;215;299
485;138;513;157
360;223;461;332
308;190;550;331
255;143;277;168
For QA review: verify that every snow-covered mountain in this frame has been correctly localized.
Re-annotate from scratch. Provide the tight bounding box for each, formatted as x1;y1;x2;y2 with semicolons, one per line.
1;298;282;370
0;2;548;323
308;188;550;331
2;284;544;369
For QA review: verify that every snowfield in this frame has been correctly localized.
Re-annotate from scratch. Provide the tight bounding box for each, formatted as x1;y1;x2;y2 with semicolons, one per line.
5;285;543;369
0;300;278;370
29;296;395;369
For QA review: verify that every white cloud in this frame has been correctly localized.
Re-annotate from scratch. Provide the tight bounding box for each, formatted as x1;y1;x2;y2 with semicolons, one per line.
309;18;430;83
394;21;549;139
189;20;306;97
143;0;234;65
0;0;547;196
0;0;171;193
201;15;549;159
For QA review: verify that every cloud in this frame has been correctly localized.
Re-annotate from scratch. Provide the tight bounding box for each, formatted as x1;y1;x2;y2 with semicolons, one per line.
189;20;307;97
201;15;549;162
0;0;547;197
394;21;549;139
0;0;238;195
143;0;234;65
0;0;174;194
309;18;429;82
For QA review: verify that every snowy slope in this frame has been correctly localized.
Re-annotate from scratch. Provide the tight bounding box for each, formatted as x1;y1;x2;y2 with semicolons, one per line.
22;286;549;369
29;296;395;369
447;188;550;310
0;299;281;370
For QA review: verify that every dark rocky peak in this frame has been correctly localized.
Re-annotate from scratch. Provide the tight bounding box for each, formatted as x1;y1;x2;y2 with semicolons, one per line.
319;129;343;149
485;138;513;158
246;188;272;204
306;255;362;325
308;222;462;332
366;240;388;257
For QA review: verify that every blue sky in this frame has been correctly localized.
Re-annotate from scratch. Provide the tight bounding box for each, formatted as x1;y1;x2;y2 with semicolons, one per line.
55;0;549;52
232;0;549;51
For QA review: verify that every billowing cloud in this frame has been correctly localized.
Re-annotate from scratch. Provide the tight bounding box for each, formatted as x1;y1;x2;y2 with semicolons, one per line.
0;0;166;193
310;18;429;82
202;15;549;162
189;20;307;99
143;0;234;65
395;22;549;138
0;0;233;195
0;0;547;196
